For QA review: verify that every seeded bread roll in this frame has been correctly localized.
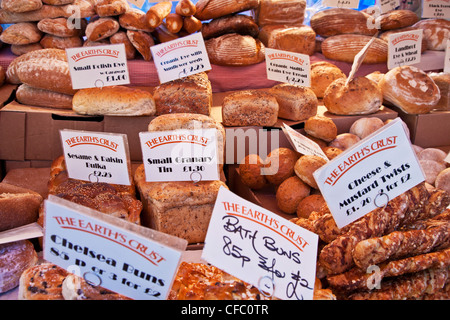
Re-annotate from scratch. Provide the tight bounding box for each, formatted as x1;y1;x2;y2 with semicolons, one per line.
379;66;441;114
310;61;347;98
0;22;42;45
222;90;279;127
269;83;318;121
72;85;156;116
17;84;73;109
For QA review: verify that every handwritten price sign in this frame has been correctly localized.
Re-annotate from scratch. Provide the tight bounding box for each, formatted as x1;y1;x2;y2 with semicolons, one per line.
202;187;319;300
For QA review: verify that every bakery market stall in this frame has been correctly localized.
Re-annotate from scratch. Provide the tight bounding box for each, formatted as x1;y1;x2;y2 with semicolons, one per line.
0;0;449;301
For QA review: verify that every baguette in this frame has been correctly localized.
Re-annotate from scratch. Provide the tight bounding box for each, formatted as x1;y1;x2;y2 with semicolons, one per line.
165;13;184;34
176;0;196;16
145;1;172;29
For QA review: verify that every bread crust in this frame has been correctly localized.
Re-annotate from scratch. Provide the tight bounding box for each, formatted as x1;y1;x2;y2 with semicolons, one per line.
1;0;43;13
37;17;86;37
94;0;129;17
304;115;337;142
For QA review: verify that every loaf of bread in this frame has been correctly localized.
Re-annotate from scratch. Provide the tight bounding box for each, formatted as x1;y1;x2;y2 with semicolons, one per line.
201;14;259;40
205;33;265;66
40;34;83;49
349;117;384;139
310;61;347;98
258;25;316;55
310;8;377;37
165;13;183;34
378;9;419;31
152;25;180;43
109;31;136;60
329;133;361;150
134;164;227;244
145;1;172;29
1;0;43;13
222;90;279;127
322;34;388;64
153;72;212;116
72;85;155;116
0;22;42;45
0;240;38;294
304;115;337;142
126;30;154;61
379;27;428;52
268;83;318;121
16;84;73;109
37;17;86;37
252;0;306;27
118;8;153;32
182;15;203;34
94;0;129;17
428;72;450;111
379;66;441;114
85;17;120;41
195;0;259;21
412;18;450;51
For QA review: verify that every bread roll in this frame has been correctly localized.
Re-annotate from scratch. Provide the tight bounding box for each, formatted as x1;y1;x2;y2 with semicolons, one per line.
258;25;316;55
269;83;318;121
16;57;76;95
276;176;310;214
379;66;440;114
118;8;153;32
37;17;86;37
349;117;384;139
176;0;196;16
413;18;450;51
85;17;120;41
222;90;279;127
16;84;73;109
1;0;43;13
183;15;203;34
310;8;377;37
379;9;419;31
321;34;388;64
72;86;156;116
194;0;259;21
205;33;265;66
323;77;383;115
18;263;68;300
294;155;327;189
0;182;43;232
11;43;44;56
0;240;38;294
239;154;268;189
126;30;154;61
146;1;172;29
296;194;326;219
428;72;450;111
153;72;212;116
201;14;259;40
310;61;346;98
165;13;184;34
264;147;299;185
304;115;337;142
253;0;306;27
418;148;447;164
329;133;361;150
109;31;136;60
40;34;83;49
322;146;343;160
435;168;450;194
0;22;42;45
94;0;129;17
420;159;446;185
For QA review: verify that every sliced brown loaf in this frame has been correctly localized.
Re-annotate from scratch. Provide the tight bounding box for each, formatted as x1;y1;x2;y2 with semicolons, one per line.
222;90;279;127
16;84;73;109
258;25;316;55
194;0;259;21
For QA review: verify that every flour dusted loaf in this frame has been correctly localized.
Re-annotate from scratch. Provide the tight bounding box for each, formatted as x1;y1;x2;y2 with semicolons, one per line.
134;164;227;244
0;22;42;45
153;72;212;116
379;66;441;114
428;72;450;111
412;18;450;51
72;86;156;116
222;90;279;126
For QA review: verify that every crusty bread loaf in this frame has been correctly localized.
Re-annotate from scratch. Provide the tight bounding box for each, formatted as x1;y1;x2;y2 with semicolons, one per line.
94;0;129;17
40;34;83;49
18;263;68;300
201;14;259;40
0;182;43;232
379;26;428;52
310;61;347;98
379;66;441;114
17;84;73;109
118;8;153;32
0;22;42;45
153;72;212;116
378;9;419;31
428;72;450;111
16;57;76;95
1;0;43;13
205;33;265;66
195;0;259;21
413;18;450;51
321;34;388;64
72;85;156;116
253;0;306;27
222;90;279;127
134;164;228;244
323;76;383;115
310;8;377;37
37;17;86;37
6;48;67;84
268;83;318;121
85;17;120;41
258;24;316;55
126;30;154;61
0;240;38;294
109;31;136;60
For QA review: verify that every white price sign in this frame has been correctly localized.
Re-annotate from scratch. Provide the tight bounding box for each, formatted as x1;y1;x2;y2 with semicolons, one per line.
139;128;220;182
281;124;328;160
422;0;450;18
376;0;399;14
202;187;319;300
313;118;425;229
60;129;132;186
43;196;187;300
265;48;311;86
66;44;130;89
387;29;422;69
151;32;211;84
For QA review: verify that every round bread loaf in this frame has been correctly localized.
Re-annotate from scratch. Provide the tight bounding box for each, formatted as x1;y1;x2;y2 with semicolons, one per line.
85;17;120;41
379;66;440;114
294;155;327;189
205;33;265;66
0;22;42;45
269;83;318;121
323;76;383;115
72;86;156;116
296;194;326;219
349;117;384;139
304;115;337;142
0;240;38;293
239;154;268;190
276;176;310;214
310;61;347;98
329;133;361;150
412;18;450;51
435;168;450;194
258;25;316;55
264;148;299;185
379;9;419;31
379;27;428;52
